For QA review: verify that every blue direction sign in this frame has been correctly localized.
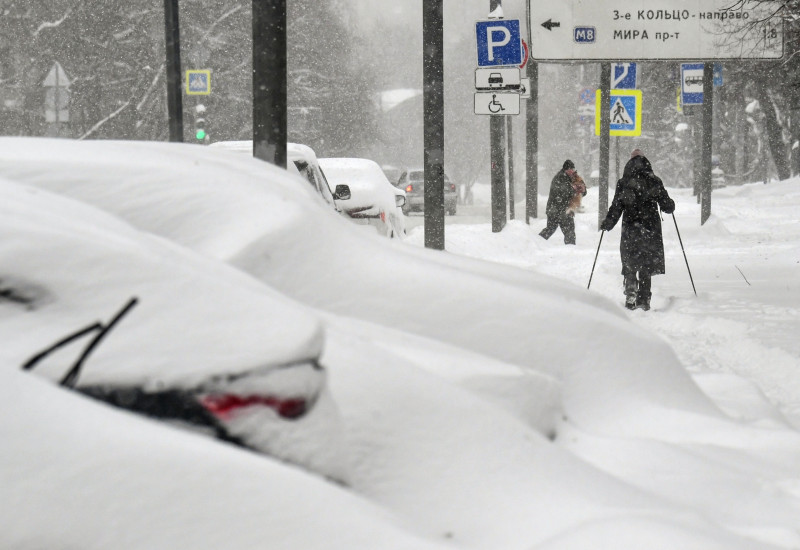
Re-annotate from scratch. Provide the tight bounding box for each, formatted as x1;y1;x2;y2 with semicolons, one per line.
713;63;723;87
475;20;522;67
611;63;638;89
595;89;642;137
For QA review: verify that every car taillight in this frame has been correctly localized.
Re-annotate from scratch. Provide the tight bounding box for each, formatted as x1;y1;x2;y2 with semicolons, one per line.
200;394;309;420
405;184;414;193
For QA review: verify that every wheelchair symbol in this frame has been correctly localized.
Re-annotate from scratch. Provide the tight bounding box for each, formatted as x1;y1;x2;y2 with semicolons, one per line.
488;94;505;114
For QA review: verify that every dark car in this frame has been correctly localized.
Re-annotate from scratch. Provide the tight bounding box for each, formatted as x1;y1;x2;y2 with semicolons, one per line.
397;169;457;216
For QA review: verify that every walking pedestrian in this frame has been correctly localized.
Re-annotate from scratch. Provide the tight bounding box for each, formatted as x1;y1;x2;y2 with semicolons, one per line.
540;160;585;245
599;149;675;311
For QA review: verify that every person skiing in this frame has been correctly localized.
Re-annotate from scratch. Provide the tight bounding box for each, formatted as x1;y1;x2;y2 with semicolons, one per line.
540;159;585;245
600;149;675;311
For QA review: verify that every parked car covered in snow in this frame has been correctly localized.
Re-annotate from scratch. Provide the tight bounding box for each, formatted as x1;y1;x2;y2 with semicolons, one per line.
319;157;407;238
210;140;352;214
0;173;346;484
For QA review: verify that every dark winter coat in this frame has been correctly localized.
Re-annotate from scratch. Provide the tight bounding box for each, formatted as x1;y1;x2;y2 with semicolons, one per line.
601;155;675;275
545;168;576;219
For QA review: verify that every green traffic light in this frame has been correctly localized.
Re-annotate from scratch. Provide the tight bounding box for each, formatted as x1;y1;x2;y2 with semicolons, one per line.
195;129;206;140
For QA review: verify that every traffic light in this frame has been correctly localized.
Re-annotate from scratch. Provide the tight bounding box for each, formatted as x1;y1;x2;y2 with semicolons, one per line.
194;118;206;141
194;103;208;142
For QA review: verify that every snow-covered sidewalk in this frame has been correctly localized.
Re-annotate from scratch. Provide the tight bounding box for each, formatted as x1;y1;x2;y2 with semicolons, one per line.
408;179;800;427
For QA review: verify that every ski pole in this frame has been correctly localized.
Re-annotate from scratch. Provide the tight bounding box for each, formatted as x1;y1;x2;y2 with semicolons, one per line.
587;230;605;290
672;214;697;296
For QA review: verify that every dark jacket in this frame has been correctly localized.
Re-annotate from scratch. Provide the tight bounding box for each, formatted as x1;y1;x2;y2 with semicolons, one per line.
601;155;675;275
546;168;576;218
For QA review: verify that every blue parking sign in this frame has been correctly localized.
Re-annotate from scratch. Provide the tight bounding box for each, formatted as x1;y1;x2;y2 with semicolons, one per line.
475;20;522;67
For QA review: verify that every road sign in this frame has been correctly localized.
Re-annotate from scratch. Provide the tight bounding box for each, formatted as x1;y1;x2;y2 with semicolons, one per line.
474;92;520;115
186;70;211;95
520;78;531;99
681;63;704;105
611;63;638;89
475;67;521;90
43;62;71;88
529;0;783;61
475;19;523;67
713;63;723;86
43;63;71;124
595;89;642;136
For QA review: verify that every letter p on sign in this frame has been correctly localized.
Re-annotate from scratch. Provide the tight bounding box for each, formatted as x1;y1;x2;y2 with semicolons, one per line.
476;20;522;67
487;26;511;61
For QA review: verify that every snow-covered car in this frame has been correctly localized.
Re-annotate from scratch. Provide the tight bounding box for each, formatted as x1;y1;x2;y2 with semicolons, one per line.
0;174;346;484
319;157;407;238
210;140;352;213
397;168;458;216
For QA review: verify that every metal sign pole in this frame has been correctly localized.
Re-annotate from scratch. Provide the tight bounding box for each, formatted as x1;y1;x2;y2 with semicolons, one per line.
252;0;287;167
508;117;515;219
598;62;610;228
701;62;713;224
423;0;445;249
524;0;538;222
163;0;183;142
489;0;507;233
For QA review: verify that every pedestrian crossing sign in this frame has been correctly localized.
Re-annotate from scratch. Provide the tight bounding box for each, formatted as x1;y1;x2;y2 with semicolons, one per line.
594;89;642;136
186;70;211;95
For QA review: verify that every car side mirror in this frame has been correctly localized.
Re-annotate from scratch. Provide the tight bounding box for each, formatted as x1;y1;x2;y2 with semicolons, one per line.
333;184;351;200
395;194;406;207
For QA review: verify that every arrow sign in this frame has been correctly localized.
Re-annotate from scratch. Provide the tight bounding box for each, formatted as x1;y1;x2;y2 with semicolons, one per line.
541;19;560;31
611;63;638;89
43;62;71;88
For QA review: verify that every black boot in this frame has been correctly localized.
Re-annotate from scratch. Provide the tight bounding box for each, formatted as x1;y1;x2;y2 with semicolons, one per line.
623;273;637;310
636;274;652;311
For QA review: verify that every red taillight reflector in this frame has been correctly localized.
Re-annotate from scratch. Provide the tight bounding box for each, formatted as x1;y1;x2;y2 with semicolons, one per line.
200;394;308;420
405;184;413;193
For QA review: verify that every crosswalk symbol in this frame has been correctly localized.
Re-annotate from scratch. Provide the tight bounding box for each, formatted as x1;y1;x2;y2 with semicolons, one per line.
186;70;211;95
594;89;642;136
611;98;631;124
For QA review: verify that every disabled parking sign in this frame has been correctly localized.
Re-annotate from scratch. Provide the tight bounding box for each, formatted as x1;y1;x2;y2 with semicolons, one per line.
595;89;642;136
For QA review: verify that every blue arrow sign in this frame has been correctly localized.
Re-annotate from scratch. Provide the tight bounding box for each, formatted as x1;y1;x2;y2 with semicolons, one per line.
475;20;522;67
611;63;638;89
713;63;723;86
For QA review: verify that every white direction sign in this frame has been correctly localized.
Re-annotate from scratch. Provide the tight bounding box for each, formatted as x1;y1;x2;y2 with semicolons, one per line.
475;67;521;90
529;0;783;61
474;92;520;115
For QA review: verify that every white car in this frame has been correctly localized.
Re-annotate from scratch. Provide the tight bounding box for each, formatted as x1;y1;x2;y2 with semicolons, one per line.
209;140;352;214
0;159;347;486
319;157;407;238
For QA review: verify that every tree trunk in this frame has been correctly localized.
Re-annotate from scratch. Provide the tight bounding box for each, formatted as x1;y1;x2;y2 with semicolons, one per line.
756;87;790;181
